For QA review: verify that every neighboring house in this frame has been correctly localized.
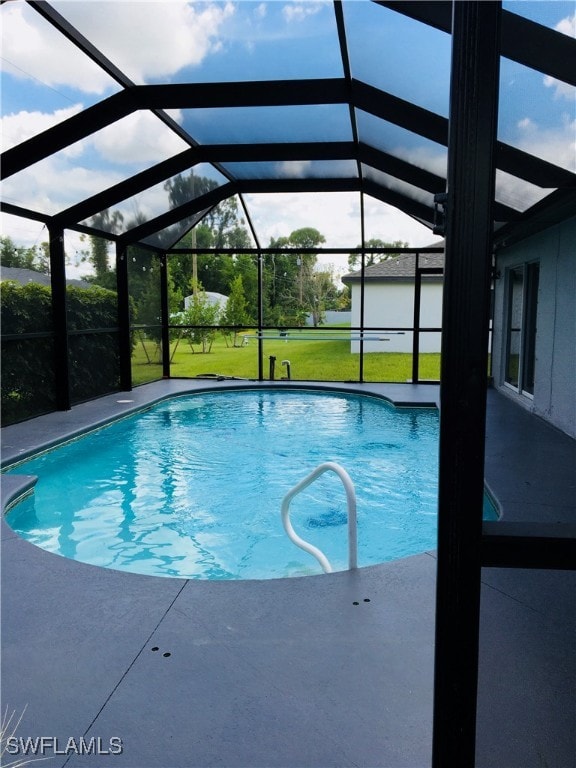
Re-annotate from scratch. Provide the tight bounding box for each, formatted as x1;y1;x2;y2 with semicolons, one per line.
342;248;444;353
184;291;228;312
492;215;575;439
0;266;93;289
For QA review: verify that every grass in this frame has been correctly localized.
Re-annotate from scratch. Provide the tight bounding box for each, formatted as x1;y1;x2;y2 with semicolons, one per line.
131;328;441;385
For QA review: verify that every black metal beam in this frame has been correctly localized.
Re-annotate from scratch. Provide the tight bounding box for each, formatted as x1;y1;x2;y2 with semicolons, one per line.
432;3;501;767
0;202;51;224
135;79;349;109
237;178;359;195
116;244;132;391
48;227;71;411
481;522;576;570
334;0;363;189
159;254;170;378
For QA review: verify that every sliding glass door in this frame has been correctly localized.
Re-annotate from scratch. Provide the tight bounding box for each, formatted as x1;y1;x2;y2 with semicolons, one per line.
505;262;539;396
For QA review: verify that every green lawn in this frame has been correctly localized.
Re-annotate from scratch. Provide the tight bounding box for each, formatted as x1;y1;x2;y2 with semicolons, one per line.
131;329;441;385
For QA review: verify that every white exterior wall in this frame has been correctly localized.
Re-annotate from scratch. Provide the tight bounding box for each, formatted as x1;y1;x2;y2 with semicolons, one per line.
492;217;576;438
349;280;443;353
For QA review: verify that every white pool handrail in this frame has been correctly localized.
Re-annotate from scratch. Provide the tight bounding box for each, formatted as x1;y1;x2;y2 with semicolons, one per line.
281;461;357;574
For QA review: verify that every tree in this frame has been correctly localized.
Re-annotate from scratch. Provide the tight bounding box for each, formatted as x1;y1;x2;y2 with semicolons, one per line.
305;268;340;327
78;210;123;288
222;275;249;346
178;279;221;353
0;236;50;274
347;239;409;270
166;176;254;303
267;228;326;325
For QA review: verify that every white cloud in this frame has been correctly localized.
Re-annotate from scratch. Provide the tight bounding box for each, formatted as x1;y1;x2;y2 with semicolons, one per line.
516;115;576;173
91;112;189;165
1;2;235;93
542;13;576;99
555;12;576;38
255;3;268;19
275;160;312;178
282;2;325;23
543;75;576;101
49;1;235;83
0;104;84;153
1;5;115;94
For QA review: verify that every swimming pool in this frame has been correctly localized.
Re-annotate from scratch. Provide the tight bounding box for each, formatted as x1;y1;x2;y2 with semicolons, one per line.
5;389;474;579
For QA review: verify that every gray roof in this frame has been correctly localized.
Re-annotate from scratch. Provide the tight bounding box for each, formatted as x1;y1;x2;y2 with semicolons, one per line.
342;250;444;284
0;267;93;289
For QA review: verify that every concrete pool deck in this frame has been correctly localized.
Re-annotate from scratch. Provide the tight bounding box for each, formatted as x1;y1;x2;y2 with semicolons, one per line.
1;381;575;768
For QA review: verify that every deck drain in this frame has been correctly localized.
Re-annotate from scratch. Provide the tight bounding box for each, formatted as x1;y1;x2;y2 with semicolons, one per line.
352;598;371;605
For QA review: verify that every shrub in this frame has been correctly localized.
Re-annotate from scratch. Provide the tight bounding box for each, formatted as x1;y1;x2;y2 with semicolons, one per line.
1;281;122;424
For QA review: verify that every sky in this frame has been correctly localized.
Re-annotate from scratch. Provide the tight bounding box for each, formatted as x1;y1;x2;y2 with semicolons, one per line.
1;0;574;280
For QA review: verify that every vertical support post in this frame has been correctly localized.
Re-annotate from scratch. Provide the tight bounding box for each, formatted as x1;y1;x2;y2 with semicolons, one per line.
432;3;501;768
257;249;264;380
116;242;132;391
359;192;366;383
412;252;421;383
48;226;71;410
160;252;170;378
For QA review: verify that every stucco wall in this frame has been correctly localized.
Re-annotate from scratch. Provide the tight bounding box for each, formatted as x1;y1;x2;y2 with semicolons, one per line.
493;217;576;438
349;281;443;353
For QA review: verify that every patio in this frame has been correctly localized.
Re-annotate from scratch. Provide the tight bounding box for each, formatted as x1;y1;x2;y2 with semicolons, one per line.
2;382;574;768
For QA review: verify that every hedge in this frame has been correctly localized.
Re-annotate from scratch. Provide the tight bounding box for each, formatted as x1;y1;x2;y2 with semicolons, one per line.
1;281;122;425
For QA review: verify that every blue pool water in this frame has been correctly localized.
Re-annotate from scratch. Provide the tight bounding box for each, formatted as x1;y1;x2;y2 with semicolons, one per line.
5;389;477;580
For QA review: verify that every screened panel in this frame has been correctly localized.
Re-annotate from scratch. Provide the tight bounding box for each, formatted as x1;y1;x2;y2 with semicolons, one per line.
495;170;553;213
81;165;227;235
69;331;120;403
51;0;344;84
2;112;191;217
129;247;163;384
179;104;354;145
343;1;451;117
262;335;359;382
498;58;575;173
141;211;211;251
220;160;358;182
362;165;435;208
356;110;448;177
362;332;415;383
362;195;433;245
0;2;121;149
0;266;56;424
167;248;259;379
65;239;120;404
